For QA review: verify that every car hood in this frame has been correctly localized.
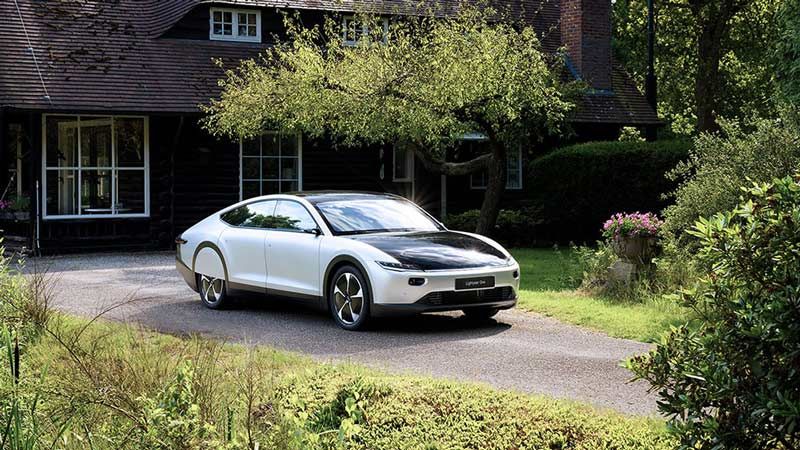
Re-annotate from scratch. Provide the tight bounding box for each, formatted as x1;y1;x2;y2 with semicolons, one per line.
349;231;509;271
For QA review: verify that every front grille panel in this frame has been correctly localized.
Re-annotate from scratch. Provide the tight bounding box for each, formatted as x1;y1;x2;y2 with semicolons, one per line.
417;286;515;306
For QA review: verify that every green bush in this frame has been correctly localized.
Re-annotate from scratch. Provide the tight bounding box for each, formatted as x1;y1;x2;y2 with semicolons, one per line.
528;139;690;243
445;207;541;246
629;174;800;449
663;112;800;247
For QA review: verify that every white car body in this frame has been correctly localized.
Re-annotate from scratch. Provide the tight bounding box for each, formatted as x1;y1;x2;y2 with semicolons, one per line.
176;192;519;326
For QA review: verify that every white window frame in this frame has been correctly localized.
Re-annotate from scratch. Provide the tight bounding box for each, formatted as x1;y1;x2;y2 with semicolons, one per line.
8;124;23;197
392;144;414;182
41;114;150;220
342;15;389;46
239;132;303;201
469;145;523;190
209;7;261;43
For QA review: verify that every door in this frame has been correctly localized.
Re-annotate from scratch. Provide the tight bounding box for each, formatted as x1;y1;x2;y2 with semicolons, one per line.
265;200;321;297
217;200;276;289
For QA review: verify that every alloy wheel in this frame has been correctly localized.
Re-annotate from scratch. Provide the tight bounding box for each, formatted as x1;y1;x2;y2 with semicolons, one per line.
333;272;364;325
200;274;225;305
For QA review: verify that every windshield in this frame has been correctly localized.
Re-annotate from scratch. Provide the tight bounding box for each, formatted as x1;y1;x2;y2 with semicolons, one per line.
315;198;443;235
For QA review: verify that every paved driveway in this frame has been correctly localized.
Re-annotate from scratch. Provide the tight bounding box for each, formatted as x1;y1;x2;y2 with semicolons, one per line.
32;252;657;416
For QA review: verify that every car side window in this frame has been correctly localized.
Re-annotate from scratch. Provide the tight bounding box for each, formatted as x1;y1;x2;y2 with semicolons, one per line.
220;200;277;228
272;200;317;232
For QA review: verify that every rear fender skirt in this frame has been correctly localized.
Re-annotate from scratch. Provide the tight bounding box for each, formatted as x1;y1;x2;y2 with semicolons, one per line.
193;242;228;282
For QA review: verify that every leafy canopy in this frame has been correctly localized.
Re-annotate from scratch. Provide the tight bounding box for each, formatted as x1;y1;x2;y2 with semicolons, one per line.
202;5;572;156
613;0;780;135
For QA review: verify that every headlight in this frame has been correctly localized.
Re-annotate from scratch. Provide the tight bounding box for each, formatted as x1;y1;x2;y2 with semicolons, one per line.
376;261;421;271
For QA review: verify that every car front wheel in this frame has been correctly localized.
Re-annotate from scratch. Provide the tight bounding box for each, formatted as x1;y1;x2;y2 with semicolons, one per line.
198;273;228;309
329;265;371;331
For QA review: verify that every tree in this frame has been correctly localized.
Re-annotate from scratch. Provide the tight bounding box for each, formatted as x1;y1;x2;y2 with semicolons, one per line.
613;0;779;134
202;6;572;234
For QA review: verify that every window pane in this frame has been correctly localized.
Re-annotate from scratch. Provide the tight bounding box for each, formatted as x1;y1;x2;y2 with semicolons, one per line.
263;134;279;156
116;118;145;167
243;157;260;178
281;135;298;156
247;13;257;25
263;181;279;195
281;181;298;193
238;24;248;36
280;157;298;180
213;23;223;35
242;137;259;156
81;170;112;214
221;200;275;227
273;200;315;230
262;158;279;179
116;170;145;214
242;180;260;199
213;11;222;22
247;25;257;37
46;116;78;167
223;11;232;22
46;170;77;216
394;146;408;179
80;118;112;167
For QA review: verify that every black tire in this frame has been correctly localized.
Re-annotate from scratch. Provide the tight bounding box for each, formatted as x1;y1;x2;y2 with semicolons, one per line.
328;265;371;331
197;273;228;309
462;307;500;320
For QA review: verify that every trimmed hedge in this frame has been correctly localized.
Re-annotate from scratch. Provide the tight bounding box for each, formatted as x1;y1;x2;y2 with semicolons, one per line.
528;140;691;243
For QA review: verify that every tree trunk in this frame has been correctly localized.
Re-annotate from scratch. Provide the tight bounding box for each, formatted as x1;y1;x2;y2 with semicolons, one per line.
475;142;506;235
695;20;723;133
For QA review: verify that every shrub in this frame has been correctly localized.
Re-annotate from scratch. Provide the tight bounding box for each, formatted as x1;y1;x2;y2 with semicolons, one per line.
445;207;541;247
528;139;690;243
663;112;800;247
629;174;800;449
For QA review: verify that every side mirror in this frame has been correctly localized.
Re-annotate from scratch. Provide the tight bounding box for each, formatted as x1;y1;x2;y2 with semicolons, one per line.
304;227;322;236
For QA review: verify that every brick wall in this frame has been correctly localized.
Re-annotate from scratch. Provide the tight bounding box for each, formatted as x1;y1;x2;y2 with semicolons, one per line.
560;0;612;90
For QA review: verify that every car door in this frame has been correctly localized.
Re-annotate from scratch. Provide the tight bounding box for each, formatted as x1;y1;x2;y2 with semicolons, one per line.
218;200;276;290
265;200;322;298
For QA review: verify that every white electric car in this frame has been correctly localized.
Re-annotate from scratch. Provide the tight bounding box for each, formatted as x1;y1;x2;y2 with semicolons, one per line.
176;192;519;330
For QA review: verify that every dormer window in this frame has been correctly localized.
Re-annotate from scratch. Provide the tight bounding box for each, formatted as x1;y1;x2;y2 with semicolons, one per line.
342;15;389;46
210;8;261;42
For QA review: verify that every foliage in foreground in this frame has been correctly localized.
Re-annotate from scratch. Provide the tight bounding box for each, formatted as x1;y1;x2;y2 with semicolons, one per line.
0;316;675;450
0;250;670;449
630;174;800;449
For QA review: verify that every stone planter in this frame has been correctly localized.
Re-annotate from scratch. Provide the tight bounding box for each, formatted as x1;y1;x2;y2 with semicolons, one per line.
611;235;657;264
0;211;29;221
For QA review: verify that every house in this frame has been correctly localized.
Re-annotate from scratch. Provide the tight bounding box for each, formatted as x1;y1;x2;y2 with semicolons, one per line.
0;0;659;254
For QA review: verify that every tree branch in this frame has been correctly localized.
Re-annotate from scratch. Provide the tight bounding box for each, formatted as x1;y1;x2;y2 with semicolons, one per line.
413;148;491;176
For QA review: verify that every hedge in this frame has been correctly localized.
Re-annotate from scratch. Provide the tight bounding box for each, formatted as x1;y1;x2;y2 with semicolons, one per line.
528;139;691;243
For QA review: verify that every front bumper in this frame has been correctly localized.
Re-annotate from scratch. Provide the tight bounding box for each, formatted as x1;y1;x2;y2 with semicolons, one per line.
369;262;520;315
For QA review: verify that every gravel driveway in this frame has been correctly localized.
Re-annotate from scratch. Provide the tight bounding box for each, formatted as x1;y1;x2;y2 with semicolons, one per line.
31;252;657;416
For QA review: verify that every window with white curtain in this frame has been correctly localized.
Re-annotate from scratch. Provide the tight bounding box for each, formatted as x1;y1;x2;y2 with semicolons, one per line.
210;8;261;42
43;115;149;218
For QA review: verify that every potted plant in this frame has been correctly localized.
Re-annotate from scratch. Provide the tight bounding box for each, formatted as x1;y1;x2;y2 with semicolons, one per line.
602;212;662;264
0;194;30;221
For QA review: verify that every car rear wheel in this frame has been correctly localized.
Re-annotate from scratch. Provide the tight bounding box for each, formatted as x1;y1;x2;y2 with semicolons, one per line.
462;307;500;320
198;273;228;309
329;265;371;331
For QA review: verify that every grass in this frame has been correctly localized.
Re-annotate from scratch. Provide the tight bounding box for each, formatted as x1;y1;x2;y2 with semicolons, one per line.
511;248;687;342
5;315;675;450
